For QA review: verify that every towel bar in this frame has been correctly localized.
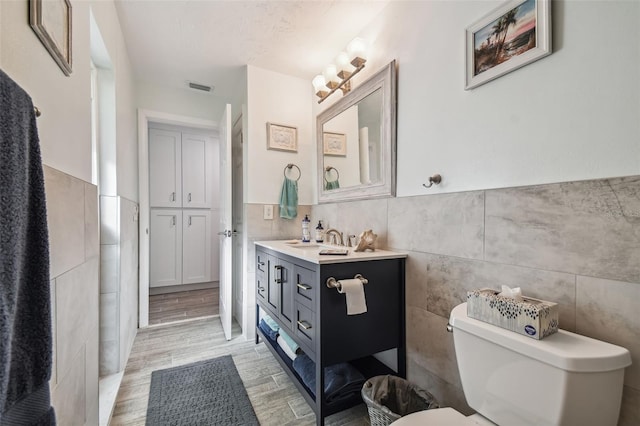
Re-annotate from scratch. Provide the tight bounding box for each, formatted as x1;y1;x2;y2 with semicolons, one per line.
326;274;368;291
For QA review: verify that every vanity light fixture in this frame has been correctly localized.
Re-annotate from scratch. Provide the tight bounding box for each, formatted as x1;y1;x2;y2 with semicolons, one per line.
312;37;369;104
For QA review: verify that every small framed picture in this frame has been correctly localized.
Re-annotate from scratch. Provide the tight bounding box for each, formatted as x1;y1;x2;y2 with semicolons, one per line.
465;0;551;90
266;123;298;152
30;0;73;76
323;132;347;156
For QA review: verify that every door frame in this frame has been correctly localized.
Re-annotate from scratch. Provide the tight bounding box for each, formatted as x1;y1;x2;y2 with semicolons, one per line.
137;109;217;328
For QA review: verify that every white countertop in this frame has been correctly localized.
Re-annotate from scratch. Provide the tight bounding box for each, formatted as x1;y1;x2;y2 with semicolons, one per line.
255;239;407;264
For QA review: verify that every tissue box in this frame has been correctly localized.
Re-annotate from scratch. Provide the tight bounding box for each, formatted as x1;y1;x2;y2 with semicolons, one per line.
467;288;559;340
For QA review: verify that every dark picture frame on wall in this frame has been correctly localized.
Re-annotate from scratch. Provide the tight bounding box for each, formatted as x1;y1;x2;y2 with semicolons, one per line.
30;0;73;76
465;0;551;90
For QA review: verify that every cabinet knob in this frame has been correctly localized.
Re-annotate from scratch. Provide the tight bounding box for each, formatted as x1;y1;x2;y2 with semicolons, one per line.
188;193;192;202
297;283;312;290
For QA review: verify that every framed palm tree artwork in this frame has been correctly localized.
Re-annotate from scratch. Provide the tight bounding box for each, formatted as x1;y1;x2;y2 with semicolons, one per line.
465;0;551;90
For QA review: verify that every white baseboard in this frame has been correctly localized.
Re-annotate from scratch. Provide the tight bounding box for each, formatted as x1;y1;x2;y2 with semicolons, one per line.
149;281;219;295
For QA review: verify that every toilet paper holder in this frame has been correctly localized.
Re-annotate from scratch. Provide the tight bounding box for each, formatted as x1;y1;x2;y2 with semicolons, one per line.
326;274;368;291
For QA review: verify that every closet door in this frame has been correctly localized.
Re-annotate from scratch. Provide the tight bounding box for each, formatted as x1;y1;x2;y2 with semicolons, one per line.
149;209;182;287
182;209;212;284
149;129;182;207
181;133;213;208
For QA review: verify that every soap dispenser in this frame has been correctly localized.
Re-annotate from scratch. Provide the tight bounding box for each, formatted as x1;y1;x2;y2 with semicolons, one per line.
302;215;311;242
315;221;324;243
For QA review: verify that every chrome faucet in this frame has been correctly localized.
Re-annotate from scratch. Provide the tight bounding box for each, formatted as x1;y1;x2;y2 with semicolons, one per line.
324;228;344;246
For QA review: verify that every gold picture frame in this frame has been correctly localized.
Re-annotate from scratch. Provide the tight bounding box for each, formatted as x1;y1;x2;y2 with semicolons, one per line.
266;123;298;152
323;132;347;156
30;0;72;76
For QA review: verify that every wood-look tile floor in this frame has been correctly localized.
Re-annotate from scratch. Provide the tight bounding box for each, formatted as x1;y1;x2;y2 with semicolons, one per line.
149;288;219;325
110;317;370;426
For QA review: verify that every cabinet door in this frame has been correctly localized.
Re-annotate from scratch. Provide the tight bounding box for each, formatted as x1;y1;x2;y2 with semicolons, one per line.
149;209;182;287
277;258;295;329
266;254;280;314
149;129;181;207
182;133;213;208
182;209;212;284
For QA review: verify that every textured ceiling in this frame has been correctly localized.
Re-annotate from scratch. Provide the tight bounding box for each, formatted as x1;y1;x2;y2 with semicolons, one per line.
114;0;390;100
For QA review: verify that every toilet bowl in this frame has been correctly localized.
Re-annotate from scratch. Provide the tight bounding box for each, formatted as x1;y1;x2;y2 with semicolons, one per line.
393;302;632;426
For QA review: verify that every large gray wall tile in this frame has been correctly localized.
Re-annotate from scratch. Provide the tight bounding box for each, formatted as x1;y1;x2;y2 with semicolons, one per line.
407;306;460;386
51;345;86;425
55;257;99;381
405;251;429;311
388;192;484;259
85;325;99;426
620;385;640;426
576;275;640;389
84;183;99;259
424;254;577;330
486;177;640;283
44;166;86;278
273;204;312;239
100;244;119;294
329;198;388;247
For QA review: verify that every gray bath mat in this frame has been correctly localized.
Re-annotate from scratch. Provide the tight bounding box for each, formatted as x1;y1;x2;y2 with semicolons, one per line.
146;355;259;425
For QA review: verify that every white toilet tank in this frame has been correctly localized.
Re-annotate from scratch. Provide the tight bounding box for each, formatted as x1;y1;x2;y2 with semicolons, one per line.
450;302;631;426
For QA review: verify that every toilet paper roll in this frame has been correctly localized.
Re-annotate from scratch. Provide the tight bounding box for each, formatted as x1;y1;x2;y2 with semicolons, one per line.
337;278;367;315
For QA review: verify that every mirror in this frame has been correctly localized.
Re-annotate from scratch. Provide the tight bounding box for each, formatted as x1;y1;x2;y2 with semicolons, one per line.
317;60;397;203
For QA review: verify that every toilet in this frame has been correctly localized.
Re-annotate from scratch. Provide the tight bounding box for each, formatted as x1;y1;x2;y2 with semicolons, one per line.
394;302;632;426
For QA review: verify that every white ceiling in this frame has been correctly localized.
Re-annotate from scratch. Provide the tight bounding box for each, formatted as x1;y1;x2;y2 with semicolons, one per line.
114;0;390;100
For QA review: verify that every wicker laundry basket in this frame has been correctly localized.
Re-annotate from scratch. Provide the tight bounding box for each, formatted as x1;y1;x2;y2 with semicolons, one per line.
361;375;439;426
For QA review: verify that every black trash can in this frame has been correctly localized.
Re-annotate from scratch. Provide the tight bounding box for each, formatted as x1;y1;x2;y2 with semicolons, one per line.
361;375;439;426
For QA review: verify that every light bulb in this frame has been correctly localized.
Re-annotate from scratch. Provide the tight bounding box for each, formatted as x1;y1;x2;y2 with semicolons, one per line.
335;51;354;79
312;74;326;93
323;64;340;89
347;37;368;67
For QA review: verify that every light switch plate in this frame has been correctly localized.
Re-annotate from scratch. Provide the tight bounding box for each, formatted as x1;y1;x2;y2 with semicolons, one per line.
263;204;274;220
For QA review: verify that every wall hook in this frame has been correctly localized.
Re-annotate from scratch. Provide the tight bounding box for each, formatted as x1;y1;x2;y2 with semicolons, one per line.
422;174;442;189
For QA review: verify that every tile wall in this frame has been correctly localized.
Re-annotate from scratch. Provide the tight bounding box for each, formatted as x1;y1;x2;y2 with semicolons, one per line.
312;175;640;425
100;195;139;375
44;166;100;426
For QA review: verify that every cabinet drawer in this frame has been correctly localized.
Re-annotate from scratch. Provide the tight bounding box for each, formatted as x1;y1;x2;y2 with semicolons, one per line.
294;265;316;310
295;304;316;359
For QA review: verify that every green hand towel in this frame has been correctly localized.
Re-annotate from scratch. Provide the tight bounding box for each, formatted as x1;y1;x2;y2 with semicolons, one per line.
325;180;340;190
279;176;298;219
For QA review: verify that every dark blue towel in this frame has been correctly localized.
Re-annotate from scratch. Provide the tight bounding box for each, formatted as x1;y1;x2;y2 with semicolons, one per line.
0;69;55;424
258;319;278;341
292;354;365;403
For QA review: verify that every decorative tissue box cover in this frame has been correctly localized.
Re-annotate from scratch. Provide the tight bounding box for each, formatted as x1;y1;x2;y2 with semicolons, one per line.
467;289;559;340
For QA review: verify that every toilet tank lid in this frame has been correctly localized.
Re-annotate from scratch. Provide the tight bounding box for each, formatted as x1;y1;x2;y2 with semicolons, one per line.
450;303;632;372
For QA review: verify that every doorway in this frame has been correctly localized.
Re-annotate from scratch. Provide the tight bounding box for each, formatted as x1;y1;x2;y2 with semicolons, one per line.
137;109;244;332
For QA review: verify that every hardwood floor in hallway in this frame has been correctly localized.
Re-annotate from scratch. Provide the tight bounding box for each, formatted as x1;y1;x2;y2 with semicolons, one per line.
148;288;219;325
110;317;370;425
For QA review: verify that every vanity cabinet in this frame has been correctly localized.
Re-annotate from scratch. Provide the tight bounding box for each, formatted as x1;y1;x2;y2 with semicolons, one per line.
255;242;406;426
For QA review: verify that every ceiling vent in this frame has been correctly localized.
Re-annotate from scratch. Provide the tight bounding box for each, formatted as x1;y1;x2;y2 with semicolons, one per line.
187;81;213;93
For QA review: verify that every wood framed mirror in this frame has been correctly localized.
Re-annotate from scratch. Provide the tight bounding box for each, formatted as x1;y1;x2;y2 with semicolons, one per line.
317;60;397;203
